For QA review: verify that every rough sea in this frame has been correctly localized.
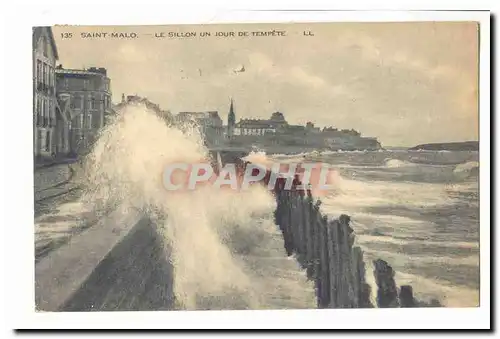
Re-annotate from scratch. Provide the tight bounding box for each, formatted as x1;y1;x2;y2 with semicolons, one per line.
40;103;479;309
271;149;480;307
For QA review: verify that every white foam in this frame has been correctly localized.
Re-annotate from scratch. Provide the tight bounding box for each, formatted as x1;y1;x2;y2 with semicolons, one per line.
362;261;479;307
78;103;316;310
356;234;479;250
384;158;416;168
321;176;457;214
453;161;479;176
362;248;479;267
394;271;479;307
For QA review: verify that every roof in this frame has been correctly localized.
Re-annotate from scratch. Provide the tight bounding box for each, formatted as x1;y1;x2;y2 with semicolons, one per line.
270;111;286;121
237;119;275;128
55;68;108;78
32;27;59;60
285;125;306;131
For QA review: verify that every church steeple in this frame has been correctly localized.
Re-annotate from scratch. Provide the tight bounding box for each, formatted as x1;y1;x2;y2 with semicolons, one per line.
227;97;236;137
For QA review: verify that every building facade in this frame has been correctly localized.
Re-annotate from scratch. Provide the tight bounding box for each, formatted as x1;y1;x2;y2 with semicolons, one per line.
55;67;112;155
234;111;288;136
235;119;276;136
33;27;59;158
175;111;224;147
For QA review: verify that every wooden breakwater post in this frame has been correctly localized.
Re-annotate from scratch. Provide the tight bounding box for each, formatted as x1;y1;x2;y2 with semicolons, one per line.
373;259;399;308
222;155;441;309
272;177;372;309
269;172;438;309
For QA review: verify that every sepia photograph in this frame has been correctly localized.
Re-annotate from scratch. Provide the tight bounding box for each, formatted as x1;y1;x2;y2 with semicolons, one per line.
18;8;490;329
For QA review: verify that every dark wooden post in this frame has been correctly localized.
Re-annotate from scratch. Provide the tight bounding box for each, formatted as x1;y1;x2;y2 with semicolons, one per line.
302;195;313;273
373;259;399;308
326;221;338;307
307;196;320;281
399;285;416;307
290;193;301;257
352;246;373;308
317;215;330;308
281;191;294;256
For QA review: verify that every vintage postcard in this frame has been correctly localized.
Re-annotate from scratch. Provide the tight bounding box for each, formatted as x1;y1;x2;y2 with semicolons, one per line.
30;17;486;327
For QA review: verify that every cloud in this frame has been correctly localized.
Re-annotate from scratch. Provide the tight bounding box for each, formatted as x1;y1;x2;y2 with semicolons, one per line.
52;23;479;146
290;66;326;88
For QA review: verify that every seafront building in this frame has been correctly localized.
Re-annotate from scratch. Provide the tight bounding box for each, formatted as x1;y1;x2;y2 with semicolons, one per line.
33;26;114;159
33;27;59;158
55;67;113;155
234;112;288;136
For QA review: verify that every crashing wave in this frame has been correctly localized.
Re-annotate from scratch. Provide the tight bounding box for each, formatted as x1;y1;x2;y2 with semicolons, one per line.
384;158;415;168
453;161;479;178
79;102;287;310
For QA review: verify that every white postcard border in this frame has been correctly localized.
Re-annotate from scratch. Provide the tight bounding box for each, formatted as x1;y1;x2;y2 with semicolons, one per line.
2;5;491;330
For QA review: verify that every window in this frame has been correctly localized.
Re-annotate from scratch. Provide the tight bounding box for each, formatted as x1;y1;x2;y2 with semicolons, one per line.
45;100;49;119
68;121;72;130
45;130;51;152
40;98;45;120
68;78;83;91
37;130;43;150
37;60;42;82
87;114;92;129
89;98;97;110
35;97;39;125
45;131;52;152
71;116;78;129
48;66;53;87
43;63;47;85
79;114;84;128
71;95;82;110
36;97;41;115
42;37;48;57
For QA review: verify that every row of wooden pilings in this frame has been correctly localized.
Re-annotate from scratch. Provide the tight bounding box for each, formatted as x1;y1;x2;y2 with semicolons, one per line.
273;182;438;308
212;151;440;308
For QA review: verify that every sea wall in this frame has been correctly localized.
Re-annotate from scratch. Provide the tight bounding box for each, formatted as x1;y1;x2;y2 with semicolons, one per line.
273;183;439;308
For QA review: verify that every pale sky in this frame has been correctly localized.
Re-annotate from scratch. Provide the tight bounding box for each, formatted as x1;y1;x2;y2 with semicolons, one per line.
52;22;479;147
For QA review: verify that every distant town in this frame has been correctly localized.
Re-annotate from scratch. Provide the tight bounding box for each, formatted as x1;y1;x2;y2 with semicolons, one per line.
33;26;382;164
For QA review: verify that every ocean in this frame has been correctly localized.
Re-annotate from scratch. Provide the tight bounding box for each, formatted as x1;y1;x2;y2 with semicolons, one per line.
54;103;479;309
270;149;480;307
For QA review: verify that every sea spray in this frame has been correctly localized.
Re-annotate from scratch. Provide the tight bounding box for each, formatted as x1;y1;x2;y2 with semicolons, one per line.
453;161;479;179
77;103;279;309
